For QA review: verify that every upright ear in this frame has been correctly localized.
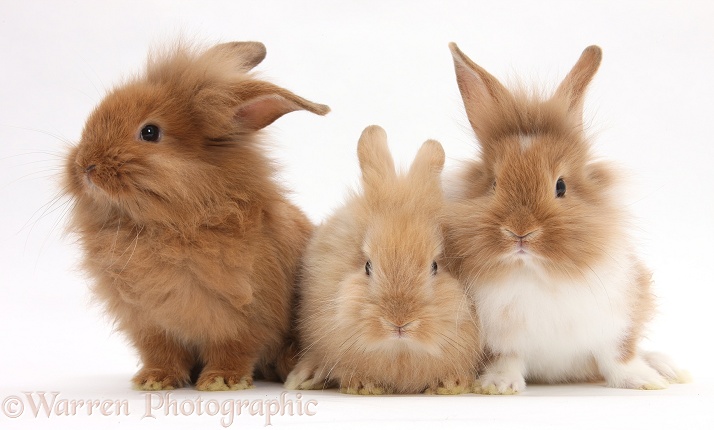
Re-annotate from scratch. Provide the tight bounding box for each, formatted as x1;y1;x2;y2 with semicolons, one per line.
202;41;267;72
449;42;512;142
233;81;330;131
357;125;397;194
553;45;602;119
408;139;445;186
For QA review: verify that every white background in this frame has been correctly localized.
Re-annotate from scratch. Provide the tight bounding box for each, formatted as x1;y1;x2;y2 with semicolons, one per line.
0;0;712;429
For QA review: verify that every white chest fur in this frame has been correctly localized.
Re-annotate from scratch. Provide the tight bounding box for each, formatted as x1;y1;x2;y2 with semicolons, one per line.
473;257;634;382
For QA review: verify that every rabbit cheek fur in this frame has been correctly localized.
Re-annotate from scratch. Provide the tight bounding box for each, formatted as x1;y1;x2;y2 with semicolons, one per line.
445;43;688;394
285;126;481;395
64;42;328;391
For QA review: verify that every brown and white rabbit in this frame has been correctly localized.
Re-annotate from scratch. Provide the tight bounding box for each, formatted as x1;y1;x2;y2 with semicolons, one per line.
284;125;481;394
444;43;688;394
63;41;329;391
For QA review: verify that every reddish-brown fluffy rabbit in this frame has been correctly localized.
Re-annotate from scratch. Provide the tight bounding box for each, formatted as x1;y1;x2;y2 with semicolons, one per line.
63;41;329;391
285;126;481;394
444;43;688;394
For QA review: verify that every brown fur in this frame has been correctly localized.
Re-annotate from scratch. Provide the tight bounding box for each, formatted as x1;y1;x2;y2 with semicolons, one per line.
285;126;481;394
619;262;656;362
63;41;328;390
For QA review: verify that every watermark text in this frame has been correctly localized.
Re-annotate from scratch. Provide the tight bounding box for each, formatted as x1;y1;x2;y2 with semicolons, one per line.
2;391;317;427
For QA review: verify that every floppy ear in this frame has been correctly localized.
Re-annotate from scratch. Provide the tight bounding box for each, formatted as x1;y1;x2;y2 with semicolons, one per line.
408;139;445;185
357;125;397;194
553;45;602;119
202;41;267;72
233;81;330;131
449;42;512;142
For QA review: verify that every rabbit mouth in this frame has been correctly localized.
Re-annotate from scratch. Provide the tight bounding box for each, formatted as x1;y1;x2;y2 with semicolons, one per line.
78;164;108;197
510;241;538;257
79;167;123;203
391;322;415;339
380;319;419;340
82;169;99;191
503;242;545;268
500;227;541;257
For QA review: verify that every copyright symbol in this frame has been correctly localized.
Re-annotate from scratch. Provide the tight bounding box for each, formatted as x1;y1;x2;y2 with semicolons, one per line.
2;396;24;418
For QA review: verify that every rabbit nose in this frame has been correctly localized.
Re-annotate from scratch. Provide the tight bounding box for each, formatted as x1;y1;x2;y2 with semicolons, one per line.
503;228;537;240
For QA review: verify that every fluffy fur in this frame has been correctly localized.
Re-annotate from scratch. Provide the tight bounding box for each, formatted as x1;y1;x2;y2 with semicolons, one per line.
444;43;688;393
285;126;481;395
63;41;329;391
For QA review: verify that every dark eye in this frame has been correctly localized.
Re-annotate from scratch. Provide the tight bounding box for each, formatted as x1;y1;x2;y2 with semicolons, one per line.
365;260;372;276
556;177;566;198
431;261;438;275
492;180;497;191
139;124;161;142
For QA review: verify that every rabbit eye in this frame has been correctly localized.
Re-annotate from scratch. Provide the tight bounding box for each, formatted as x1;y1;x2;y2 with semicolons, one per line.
556;177;566;198
139;124;161;142
431;261;438;275
365;260;372;276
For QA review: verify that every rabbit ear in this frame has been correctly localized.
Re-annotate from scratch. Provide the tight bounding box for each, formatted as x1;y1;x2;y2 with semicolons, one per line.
449;42;512;142
233;81;330;131
553;45;602;119
202;41;267;72
408;139;445;184
358;125;397;192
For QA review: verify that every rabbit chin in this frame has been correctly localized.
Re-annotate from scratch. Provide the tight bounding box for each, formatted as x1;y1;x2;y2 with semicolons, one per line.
369;332;444;358
500;247;552;277
499;244;599;282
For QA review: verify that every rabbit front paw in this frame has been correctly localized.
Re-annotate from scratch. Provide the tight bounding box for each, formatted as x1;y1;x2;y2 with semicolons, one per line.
475;370;525;395
196;371;254;391
424;375;473;395
132;367;189;391
340;378;389;395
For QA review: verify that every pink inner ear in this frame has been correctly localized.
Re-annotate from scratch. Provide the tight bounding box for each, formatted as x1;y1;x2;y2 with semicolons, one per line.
235;95;300;131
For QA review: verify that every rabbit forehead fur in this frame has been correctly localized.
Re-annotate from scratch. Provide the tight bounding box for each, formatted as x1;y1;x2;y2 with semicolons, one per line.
364;212;442;275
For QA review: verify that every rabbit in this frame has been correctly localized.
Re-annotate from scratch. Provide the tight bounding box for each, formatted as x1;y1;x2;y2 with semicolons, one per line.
443;42;689;394
63;41;329;391
284;125;481;395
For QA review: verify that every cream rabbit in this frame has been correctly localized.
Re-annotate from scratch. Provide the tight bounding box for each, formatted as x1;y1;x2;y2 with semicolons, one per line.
285;125;481;394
